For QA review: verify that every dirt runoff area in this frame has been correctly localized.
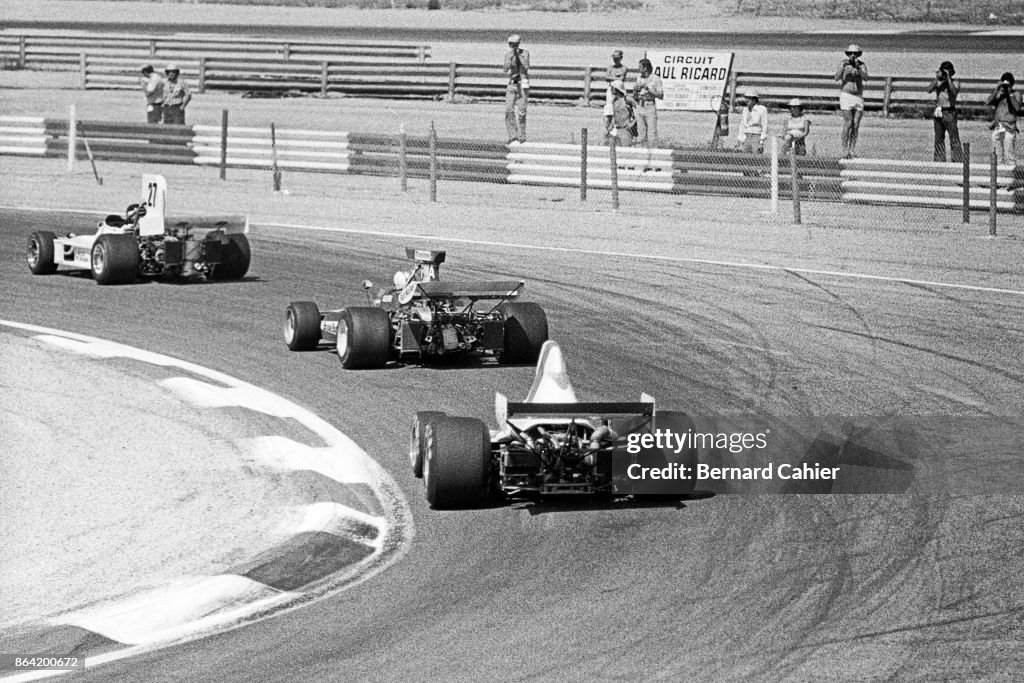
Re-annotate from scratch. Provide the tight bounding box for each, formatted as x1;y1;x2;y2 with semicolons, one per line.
0;331;317;629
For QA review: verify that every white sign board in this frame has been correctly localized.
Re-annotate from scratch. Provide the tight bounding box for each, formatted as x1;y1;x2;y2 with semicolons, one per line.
645;51;734;112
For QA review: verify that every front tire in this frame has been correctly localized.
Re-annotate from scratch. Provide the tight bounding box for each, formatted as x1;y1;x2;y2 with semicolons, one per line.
337;307;391;369
27;231;58;275
210;234;251;280
284;301;322;351
410;410;446;478
424;416;491;509
498;302;549;364
91;234;140;285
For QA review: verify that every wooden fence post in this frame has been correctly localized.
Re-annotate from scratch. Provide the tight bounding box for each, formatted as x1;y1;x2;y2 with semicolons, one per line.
580;127;588;201
149;39;156;58
609;135;619;211
962;141;970;223
18;35;27;69
283;42;291;60
219;109;228;181
399;123;408;192
790;152;802;224
198;57;206;94
79;53;87;89
582;66;592;106
417;45;426;64
429;121;438;202
729;70;738;112
882;76;894;117
989;150;998;236
271;122;281;192
770;136;779;214
66;104;76;171
321;61;329;97
447;63;457;101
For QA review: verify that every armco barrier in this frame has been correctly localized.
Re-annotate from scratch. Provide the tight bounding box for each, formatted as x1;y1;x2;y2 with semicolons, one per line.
1;116;1020;213
0;30;429;70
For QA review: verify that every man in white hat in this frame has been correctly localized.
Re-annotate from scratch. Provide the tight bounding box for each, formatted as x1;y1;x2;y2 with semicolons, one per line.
502;34;530;143
835;43;868;157
139;64;165;124
161;63;192;125
736;90;768;154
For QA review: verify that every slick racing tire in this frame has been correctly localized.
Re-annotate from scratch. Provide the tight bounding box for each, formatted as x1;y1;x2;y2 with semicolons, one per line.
424;416;491;509
209;234;251;281
337;307;391;369
284;301;322;351
91;234;140;285
410;410;446;478
498;302;549;364
27;231;58;275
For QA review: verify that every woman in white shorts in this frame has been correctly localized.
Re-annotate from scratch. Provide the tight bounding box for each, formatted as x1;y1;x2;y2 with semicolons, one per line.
835;44;868;158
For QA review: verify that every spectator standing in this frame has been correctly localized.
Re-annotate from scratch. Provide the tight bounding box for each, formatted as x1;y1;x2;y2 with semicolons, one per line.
736;90;768;153
986;72;1022;165
603;50;628;135
781;98;811;156
503;34;530;144
161;64;192;125
139;64;164;124
605;80;636;148
927;61;963;162
633;58;664;147
835;44;868;158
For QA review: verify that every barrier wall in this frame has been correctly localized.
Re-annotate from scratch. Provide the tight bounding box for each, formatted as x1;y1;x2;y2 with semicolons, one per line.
1;116;1020;213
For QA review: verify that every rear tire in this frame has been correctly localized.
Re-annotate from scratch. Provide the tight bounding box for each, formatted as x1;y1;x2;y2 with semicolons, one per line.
498;302;549;364
284;301;322;351
410;410;446;478
210;234;251;280
337;307;391;369
424;416;491;509
91;234;140;285
27;231;58;275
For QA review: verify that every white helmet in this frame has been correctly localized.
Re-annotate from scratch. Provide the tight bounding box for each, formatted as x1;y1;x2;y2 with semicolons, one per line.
507;34;521;45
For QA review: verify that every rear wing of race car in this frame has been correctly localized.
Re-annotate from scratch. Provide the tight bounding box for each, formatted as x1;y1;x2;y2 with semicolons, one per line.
414;280;523;301
165;215;250;235
506;402;654;417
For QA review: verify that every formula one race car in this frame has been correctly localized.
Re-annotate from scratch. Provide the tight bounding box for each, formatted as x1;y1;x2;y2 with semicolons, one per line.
284;248;548;369
410;341;700;509
26;174;250;285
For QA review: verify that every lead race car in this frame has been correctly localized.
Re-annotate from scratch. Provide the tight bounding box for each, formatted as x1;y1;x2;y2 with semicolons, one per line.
284;248;549;369
26;174;250;285
410;340;700;509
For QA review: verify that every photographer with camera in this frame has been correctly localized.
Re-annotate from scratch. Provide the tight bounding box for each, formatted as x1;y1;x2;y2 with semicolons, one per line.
986;72;1022;165
502;34;530;144
139;64;164;124
927;61;963;162
834;44;868;158
633;58;663;147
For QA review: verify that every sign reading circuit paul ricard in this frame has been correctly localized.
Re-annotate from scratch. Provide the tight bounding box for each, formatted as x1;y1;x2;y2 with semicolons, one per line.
645;51;734;112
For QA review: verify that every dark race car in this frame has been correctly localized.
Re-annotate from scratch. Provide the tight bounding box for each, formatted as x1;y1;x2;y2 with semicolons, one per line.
410;341;700;509
284;248;548;369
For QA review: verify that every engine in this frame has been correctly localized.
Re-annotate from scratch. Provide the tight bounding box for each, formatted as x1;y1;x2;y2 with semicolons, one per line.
500;421;619;494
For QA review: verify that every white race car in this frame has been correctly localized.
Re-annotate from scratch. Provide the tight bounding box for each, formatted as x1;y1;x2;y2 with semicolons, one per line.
26;174;250;285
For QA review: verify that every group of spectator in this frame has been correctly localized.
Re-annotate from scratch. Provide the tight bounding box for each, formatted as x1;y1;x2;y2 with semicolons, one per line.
139;63;192;124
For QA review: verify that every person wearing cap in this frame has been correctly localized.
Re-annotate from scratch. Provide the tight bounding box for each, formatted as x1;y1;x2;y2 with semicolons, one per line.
927;61;962;162
605;79;636;148
835;44;868;158
736;90;769;154
633;58;663;147
139;64;165;124
502;34;530;143
781;99;811;156
161;63;192;125
603;50;628;134
986;71;1022;165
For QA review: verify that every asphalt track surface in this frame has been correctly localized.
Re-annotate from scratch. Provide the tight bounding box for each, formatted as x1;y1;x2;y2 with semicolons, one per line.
4;21;1023;53
3;206;1024;680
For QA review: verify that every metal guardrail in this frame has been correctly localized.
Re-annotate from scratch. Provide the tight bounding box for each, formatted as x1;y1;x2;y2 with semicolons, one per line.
0;30;430;69
1;117;1020;212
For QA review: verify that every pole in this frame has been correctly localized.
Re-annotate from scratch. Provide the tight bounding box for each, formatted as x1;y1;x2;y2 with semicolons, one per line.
961;141;970;224
989;150;998;236
429;121;438;202
609;134;619;211
770;136;779;215
271;122;281;192
399;123;408;192
66;104;76;171
580;127;588;201
790;151;802;224
219;109;228;180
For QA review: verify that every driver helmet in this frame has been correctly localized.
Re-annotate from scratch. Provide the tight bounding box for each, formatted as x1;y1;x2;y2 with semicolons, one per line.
393;270;410;289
